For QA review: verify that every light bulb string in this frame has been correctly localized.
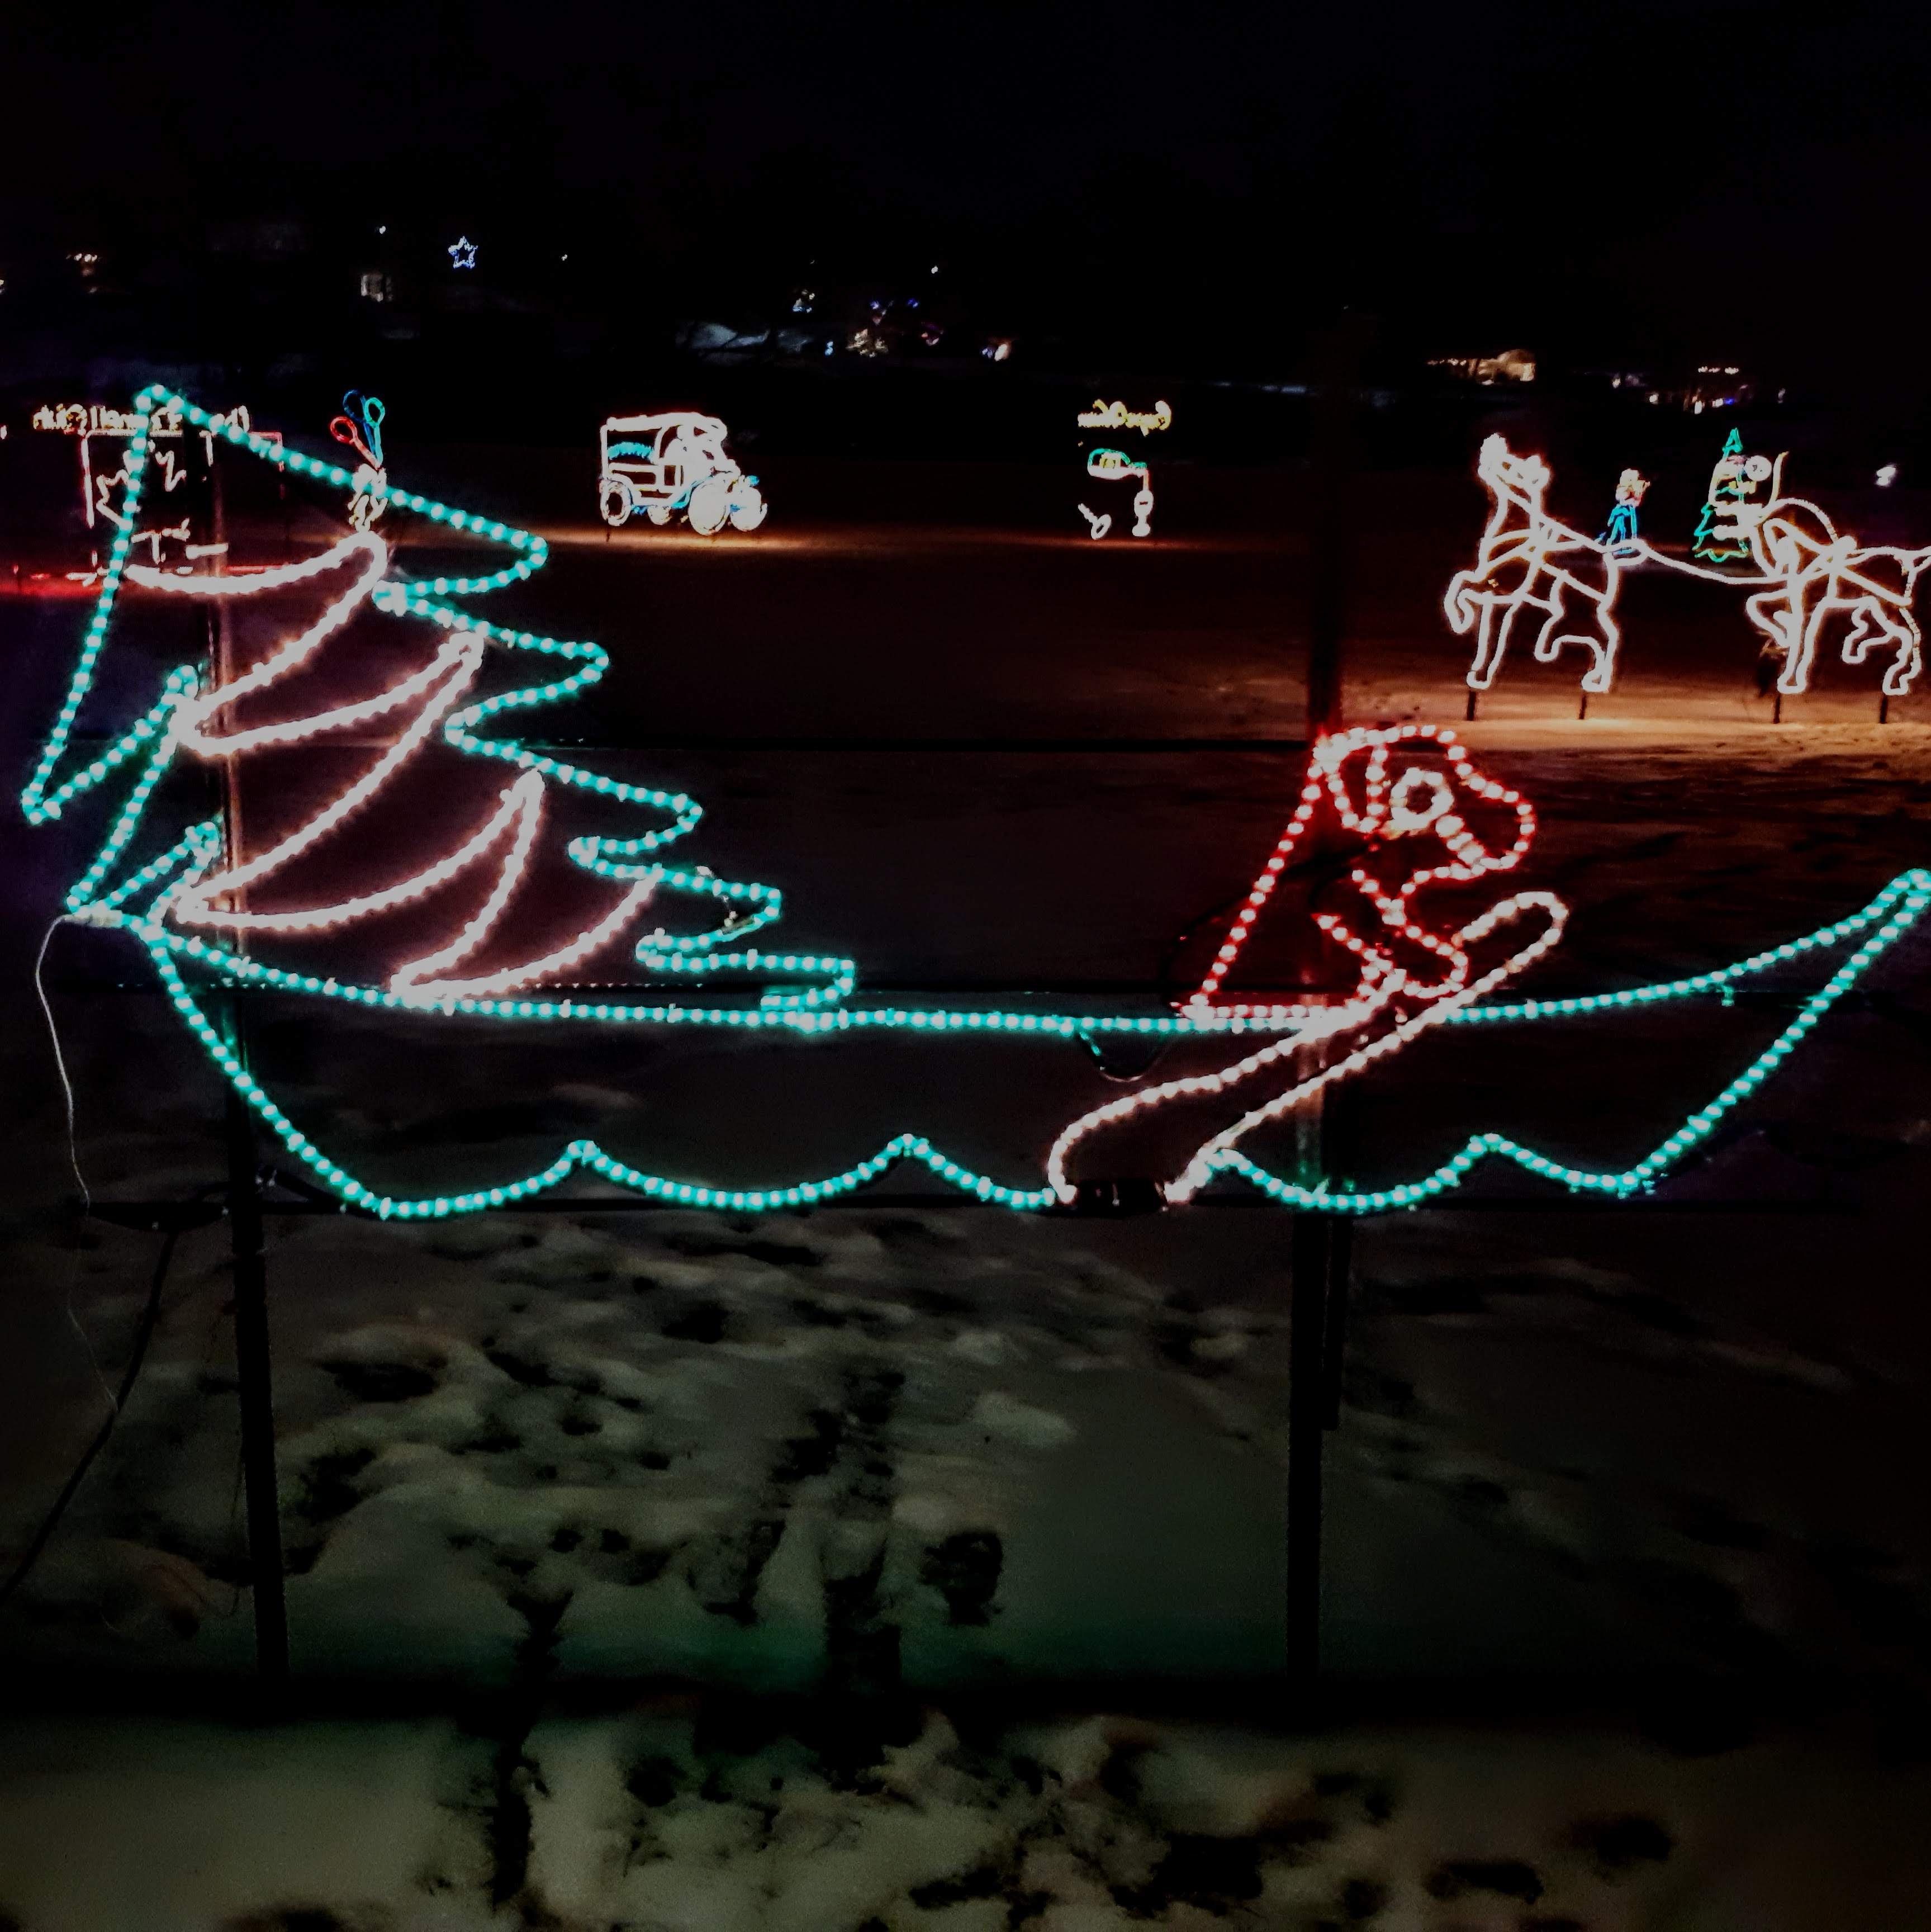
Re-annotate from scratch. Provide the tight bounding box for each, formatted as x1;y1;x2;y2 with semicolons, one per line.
131;870;1930;1220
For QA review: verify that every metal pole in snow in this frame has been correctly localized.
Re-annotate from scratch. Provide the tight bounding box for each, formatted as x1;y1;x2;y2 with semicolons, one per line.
1305;315;1370;743
201;444;290;1682
1286;1210;1330;1679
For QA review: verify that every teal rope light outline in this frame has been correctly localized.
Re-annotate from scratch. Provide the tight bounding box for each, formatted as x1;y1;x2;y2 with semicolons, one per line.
21;389;1931;1216
117;866;1929;1219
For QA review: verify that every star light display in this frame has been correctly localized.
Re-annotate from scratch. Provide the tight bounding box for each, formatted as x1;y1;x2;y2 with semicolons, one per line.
24;389;1931;1219
447;236;478;270
1447;435;1931;700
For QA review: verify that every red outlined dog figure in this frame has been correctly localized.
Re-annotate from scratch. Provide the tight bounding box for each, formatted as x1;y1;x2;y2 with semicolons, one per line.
1047;725;1567;1203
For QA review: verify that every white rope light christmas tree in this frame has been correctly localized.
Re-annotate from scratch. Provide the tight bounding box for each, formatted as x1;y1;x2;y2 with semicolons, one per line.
22;387;1931;1219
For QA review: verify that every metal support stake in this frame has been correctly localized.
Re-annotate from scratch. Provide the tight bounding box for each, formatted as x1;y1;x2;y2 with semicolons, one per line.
197;435;288;1683
1306;315;1372;742
1464;687;1478;722
1286;1212;1330;1681
225;1067;289;1681
1285;1064;1355;1680
1321;1216;1355;1430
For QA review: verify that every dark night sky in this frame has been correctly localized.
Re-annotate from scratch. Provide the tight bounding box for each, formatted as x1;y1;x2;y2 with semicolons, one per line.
3;1;1928;399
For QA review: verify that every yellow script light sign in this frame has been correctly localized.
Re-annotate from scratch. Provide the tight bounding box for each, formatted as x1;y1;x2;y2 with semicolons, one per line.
1076;399;1172;435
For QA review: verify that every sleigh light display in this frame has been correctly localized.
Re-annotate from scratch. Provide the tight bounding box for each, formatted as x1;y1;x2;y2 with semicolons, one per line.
22;390;1931;1219
597;411;767;535
1447;434;1931;700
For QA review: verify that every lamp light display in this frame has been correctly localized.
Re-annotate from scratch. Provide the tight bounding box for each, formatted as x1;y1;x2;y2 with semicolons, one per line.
1448;435;1930;700
25;389;1931;1220
597;411;767;534
1076;406;1167;540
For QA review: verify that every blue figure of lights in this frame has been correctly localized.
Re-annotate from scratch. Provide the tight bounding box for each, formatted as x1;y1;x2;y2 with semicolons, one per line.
1598;467;1648;552
447;236;478;270
21;387;1930;1220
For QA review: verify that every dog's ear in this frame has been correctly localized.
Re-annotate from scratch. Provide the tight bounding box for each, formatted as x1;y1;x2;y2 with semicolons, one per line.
1436;754;1535;872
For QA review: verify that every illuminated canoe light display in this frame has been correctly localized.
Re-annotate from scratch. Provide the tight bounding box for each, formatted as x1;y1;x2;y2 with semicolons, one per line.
1076;401;1168;539
22;389;1931;1219
1447;434;1931;699
597;411;767;534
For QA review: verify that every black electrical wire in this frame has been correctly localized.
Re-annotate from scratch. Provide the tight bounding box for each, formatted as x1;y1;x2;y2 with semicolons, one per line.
1078;839;1378;1085
0;1221;183;1611
1157;844;1368;1006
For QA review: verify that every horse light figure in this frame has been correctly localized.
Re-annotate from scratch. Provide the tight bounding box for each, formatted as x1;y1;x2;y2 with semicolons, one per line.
1445;436;1626;695
1740;498;1931;698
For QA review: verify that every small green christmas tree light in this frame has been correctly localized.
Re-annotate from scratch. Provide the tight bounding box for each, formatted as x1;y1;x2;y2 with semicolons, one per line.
1692;427;1755;564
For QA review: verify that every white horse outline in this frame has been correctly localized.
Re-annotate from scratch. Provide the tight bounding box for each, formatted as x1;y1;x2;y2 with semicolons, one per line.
1735;499;1931;697
1446;436;1931;702
1444;437;1626;694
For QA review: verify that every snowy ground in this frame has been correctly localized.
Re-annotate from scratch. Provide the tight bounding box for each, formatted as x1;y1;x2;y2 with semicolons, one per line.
4;1702;1929;1931
3;454;1930;1926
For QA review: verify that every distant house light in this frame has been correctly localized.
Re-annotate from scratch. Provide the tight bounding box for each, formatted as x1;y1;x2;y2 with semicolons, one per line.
1427;348;1535;385
359;270;393;304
